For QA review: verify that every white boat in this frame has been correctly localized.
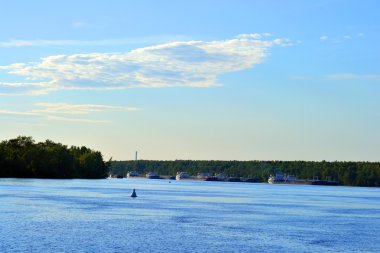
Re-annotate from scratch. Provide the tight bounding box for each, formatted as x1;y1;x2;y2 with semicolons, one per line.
268;173;285;184
176;172;190;180
127;171;138;178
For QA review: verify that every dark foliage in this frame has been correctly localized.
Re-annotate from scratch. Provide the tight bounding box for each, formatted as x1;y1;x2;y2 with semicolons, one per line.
0;136;110;179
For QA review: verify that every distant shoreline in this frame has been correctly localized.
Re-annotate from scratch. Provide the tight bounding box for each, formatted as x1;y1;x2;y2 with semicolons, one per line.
109;160;380;187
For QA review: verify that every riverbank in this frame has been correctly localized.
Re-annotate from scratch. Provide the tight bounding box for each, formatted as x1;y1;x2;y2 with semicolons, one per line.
110;160;380;187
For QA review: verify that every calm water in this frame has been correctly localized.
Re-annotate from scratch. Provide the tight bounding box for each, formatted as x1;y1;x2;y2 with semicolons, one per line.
0;178;379;253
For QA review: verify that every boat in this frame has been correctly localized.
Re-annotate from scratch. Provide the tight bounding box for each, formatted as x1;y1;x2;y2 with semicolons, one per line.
146;172;160;179
310;178;339;186
176;172;190;180
268;173;285;184
268;173;339;186
215;173;228;181
127;171;138;178
227;177;241;182
197;172;212;179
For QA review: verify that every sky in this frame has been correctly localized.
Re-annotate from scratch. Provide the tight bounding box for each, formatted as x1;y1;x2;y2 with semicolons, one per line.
0;0;379;161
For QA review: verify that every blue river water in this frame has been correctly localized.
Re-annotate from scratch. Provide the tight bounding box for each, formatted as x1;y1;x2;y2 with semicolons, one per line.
1;178;379;253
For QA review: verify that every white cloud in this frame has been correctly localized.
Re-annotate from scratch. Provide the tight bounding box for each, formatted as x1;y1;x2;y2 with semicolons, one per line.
0;41;35;47
319;31;366;43
0;109;39;116
0;36;189;48
0;103;141;123
0;81;57;95
45;115;107;123
0;34;289;95
289;75;313;80
237;33;263;39
327;73;380;80
72;21;86;28
32;103;141;114
329;73;358;80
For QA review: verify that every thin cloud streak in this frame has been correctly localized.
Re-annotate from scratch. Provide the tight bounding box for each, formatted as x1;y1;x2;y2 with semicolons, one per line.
319;32;365;43
0;109;39;116
45;115;108;123
32;103;141;115
0;103;141;123
0;36;191;48
327;73;380;80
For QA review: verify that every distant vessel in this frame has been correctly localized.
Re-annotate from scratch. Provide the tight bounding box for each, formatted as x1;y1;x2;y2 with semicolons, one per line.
309;177;340;186
108;173;123;179
176;172;190;180
146;172;160;179
197;172;212;179
127;151;139;179
268;173;339;186
216;173;228;180
127;171;138;178
268;173;285;184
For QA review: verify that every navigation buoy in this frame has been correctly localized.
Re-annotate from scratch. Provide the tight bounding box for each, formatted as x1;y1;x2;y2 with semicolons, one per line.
131;189;137;198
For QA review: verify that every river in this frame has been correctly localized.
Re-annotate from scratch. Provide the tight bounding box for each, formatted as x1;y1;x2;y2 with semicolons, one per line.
1;178;379;252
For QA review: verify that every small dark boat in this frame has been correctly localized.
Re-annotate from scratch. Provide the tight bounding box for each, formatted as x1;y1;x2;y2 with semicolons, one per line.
227;177;241;182
311;180;340;186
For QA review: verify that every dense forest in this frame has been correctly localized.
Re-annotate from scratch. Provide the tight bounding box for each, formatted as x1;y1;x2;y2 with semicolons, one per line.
111;159;380;187
0;136;109;179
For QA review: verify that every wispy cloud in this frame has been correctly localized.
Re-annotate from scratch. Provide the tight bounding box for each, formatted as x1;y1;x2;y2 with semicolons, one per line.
319;32;364;43
289;75;313;80
0;103;141;123
0;36;192;48
0;39;122;47
0;34;291;95
327;73;380;80
32;103;140;114
0;81;56;95
72;21;86;28
0;109;39;116
45;115;107;123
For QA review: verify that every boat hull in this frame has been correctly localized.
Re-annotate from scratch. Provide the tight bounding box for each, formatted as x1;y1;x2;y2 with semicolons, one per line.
269;180;339;186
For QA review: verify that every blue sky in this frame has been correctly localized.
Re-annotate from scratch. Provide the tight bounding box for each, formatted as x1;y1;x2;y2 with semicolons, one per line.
0;0;379;161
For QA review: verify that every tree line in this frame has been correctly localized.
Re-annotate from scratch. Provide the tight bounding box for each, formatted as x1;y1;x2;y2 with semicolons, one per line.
110;159;380;187
0;136;109;179
2;136;379;186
